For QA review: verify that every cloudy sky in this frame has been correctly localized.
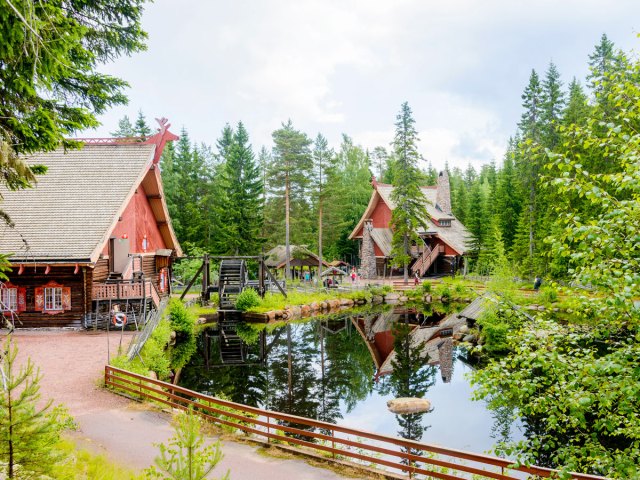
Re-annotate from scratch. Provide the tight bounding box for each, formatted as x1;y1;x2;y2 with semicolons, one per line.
90;0;640;171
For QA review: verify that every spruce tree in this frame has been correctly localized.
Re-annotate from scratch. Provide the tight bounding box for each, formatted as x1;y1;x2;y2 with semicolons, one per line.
389;102;428;283
495;143;521;251
563;78;590;127
516;70;545;266
587;34;620;94
216;122;264;255
0;337;68;479
466;181;486;271
135;110;152;138
541;62;565;149
111;115;135;137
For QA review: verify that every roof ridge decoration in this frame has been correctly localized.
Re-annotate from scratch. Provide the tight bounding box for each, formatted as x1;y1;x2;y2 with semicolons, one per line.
144;117;179;164
71;117;179;165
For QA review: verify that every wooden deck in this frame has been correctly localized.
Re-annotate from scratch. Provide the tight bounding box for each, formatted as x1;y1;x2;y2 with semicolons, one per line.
92;280;160;307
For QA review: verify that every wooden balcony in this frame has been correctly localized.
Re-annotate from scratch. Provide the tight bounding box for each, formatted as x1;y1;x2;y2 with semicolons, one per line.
92;280;160;307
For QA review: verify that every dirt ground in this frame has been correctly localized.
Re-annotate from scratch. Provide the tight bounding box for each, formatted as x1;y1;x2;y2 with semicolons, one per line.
6;330;350;479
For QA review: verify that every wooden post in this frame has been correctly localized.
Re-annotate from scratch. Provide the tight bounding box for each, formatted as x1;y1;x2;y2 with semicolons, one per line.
201;254;209;302
259;256;265;297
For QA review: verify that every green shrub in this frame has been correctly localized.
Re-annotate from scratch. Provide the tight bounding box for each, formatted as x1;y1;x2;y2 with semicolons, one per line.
346;290;372;302
368;285;392;296
210;292;220;307
539;285;558;304
439;287;451;302
167;299;198;370
235;288;261;311
476;305;525;356
53;439;143;479
421;281;432;293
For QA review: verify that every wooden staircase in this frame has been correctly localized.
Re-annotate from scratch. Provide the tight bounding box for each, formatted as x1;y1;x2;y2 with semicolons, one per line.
218;311;246;363
411;244;443;277
219;260;247;309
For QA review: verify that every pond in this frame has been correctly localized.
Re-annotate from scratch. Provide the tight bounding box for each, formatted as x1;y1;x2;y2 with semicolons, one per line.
179;305;522;454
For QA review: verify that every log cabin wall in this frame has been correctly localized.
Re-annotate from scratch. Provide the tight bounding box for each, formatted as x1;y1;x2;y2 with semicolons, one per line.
7;266;87;328
93;258;109;283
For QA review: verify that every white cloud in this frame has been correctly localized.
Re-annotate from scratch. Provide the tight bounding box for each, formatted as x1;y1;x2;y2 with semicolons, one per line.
89;0;640;170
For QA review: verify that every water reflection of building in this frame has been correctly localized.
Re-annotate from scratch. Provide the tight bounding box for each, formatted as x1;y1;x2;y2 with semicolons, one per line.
352;311;463;383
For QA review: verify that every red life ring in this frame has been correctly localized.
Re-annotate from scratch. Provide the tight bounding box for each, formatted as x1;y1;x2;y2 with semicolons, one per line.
112;312;127;328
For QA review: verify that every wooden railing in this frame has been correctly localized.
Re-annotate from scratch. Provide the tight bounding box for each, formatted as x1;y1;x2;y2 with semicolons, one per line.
93;281;145;300
104;366;605;480
93;280;161;308
412;244;443;277
144;280;161;308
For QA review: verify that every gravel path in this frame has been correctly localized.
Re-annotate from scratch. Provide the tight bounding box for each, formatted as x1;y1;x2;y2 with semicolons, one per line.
7;330;351;479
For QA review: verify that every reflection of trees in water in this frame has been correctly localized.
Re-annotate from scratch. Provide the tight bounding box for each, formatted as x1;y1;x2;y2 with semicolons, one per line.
377;319;436;463
266;319;375;439
178;332;268;407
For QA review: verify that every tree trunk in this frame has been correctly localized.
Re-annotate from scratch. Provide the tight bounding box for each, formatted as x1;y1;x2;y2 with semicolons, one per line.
285;172;291;280
318;200;323;282
403;232;409;284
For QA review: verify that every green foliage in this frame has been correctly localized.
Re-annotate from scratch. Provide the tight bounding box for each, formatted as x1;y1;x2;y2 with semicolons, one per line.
266;120;313;277
53;439;142;479
0;337;71;479
473;46;640;477
214;122;264;255
539;285;558;304
476;306;523;355
235;322;261;345
344;290;372;303
367;284;392;296
145;409;229;480
111;318;172;380
389;102;429;282
235;288;261;311
0;1;147;160
168;299;198;370
421;281;432;293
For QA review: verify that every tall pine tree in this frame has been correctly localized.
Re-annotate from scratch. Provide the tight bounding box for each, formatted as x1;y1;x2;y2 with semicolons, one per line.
389;102;428;282
268;121;313;279
216;123;264;255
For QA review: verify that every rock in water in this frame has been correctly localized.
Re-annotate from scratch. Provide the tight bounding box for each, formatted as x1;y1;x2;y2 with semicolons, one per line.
387;397;432;414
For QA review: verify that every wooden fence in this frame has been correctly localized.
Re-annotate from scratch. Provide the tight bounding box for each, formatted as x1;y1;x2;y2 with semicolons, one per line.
104;366;605;480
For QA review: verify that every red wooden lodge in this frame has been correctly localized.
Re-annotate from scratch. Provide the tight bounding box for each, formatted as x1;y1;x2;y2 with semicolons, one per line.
0;119;182;328
349;171;470;279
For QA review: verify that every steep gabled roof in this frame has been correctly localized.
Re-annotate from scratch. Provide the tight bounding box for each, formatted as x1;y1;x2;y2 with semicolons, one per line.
349;181;469;255
0;139;182;263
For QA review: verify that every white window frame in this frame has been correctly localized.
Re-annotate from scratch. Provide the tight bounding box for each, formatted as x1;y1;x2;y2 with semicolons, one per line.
0;288;17;312
44;287;63;312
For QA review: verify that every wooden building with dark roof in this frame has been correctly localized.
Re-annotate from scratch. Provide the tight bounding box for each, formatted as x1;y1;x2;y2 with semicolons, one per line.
0;119;182;328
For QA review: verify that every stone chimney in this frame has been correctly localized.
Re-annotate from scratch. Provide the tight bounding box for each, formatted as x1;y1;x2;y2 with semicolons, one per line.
360;220;377;279
435;170;452;214
438;337;454;383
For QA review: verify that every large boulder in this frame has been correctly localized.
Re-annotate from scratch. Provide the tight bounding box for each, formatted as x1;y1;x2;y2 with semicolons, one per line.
372;295;384;304
387;397;432;414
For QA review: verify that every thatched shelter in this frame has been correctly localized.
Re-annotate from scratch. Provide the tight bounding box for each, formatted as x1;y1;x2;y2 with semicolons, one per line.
264;245;329;279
